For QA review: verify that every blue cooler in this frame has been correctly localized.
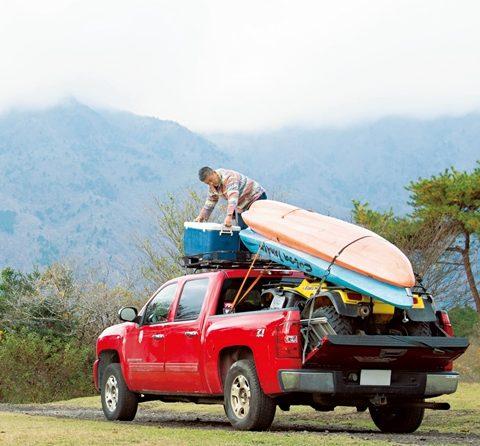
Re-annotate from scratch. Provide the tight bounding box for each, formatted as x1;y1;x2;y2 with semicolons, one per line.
184;222;241;260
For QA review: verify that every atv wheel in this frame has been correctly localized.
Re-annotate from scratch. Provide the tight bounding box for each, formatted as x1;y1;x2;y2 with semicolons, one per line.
407;322;432;336
311;306;355;335
369;404;425;433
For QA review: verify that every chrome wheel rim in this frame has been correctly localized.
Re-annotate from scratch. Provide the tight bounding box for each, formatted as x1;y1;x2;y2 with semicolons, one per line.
104;375;119;412
230;375;251;419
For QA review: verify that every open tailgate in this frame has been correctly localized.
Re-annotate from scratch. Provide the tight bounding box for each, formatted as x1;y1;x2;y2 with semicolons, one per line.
304;335;469;370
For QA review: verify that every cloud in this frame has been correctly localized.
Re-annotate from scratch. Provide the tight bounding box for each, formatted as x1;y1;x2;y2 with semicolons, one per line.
1;0;480;131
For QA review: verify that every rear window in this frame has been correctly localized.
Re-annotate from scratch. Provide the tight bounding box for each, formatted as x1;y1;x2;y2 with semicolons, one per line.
175;278;210;321
216;276;303;314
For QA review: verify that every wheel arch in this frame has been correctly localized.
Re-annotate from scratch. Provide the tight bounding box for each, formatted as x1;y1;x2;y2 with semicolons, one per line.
218;346;254;389
98;349;121;390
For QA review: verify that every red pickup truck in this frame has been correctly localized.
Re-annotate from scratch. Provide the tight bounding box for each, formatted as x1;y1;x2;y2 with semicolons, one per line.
93;268;468;432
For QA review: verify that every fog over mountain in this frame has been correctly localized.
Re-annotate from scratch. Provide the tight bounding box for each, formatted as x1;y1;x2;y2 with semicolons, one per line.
209;116;480;216
0;100;478;273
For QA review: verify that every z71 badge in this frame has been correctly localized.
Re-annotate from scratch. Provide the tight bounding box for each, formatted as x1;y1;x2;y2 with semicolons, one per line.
256;328;265;337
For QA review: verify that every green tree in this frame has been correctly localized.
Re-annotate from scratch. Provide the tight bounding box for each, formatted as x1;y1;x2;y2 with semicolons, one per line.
448;305;479;338
137;188;232;287
0;264;78;338
0;267;38;302
407;164;480;313
0;267;40;331
352;201;460;300
352;163;479;311
138;190;205;286
0;263;138;342
352;202;418;252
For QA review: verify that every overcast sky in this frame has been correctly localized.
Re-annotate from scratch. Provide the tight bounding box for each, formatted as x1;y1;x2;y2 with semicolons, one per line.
1;0;480;131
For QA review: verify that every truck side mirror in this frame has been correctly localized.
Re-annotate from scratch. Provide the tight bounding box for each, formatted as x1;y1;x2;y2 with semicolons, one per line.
118;306;138;322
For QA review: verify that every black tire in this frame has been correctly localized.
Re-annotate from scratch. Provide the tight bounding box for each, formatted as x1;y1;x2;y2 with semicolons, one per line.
311;306;354;335
407;322;432;336
101;363;138;421
224;359;276;430
369;404;425;433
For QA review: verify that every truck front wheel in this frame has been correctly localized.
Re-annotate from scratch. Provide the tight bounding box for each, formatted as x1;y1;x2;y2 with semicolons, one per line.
369;404;424;433
101;363;138;421
224;359;276;430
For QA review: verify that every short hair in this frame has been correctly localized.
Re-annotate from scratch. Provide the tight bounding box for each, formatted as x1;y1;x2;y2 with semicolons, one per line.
198;166;214;181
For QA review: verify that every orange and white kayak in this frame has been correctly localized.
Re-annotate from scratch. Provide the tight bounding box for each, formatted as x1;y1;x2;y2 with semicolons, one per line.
241;200;415;288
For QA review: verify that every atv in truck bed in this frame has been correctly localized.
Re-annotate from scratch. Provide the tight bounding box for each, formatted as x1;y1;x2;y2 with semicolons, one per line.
93;266;468;432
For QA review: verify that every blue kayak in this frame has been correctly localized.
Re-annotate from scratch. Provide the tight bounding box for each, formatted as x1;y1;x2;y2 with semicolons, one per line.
240;228;413;309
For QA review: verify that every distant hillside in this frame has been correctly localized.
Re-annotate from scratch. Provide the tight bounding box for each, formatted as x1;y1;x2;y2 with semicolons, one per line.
208;115;480;216
0;100;226;273
0;100;479;274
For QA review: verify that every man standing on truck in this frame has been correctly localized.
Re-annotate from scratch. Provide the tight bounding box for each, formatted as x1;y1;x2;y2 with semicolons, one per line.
195;167;267;229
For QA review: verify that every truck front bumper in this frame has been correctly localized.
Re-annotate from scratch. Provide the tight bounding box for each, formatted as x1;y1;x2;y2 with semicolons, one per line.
279;370;459;398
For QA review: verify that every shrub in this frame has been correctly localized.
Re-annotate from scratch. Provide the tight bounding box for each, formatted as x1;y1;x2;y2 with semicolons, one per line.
0;330;95;403
456;331;480;382
0;263;139;403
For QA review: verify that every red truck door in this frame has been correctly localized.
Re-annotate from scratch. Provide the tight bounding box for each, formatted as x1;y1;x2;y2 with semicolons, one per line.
124;282;178;392
163;277;210;393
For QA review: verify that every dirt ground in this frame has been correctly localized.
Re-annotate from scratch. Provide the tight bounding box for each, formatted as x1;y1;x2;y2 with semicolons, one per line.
0;395;478;446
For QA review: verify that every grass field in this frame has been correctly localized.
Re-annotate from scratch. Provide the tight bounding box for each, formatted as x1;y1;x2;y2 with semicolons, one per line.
0;383;478;445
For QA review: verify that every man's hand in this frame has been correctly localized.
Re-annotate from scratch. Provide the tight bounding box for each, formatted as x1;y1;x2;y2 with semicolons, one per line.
194;215;206;222
223;215;233;227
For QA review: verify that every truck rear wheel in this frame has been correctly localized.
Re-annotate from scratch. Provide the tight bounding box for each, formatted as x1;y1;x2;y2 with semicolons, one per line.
101;363;138;421
369;404;424;433
224;359;276;430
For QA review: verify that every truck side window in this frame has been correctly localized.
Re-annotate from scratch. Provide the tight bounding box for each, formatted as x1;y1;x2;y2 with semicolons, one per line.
143;283;177;325
175;278;209;321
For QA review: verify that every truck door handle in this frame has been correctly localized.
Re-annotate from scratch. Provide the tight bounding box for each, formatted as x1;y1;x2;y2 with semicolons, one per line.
184;330;198;337
152;333;165;340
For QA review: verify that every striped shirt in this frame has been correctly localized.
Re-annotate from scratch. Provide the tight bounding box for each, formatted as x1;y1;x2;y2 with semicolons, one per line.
200;168;266;220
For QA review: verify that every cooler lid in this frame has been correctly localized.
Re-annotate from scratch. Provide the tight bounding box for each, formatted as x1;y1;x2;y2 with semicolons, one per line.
184;222;241;232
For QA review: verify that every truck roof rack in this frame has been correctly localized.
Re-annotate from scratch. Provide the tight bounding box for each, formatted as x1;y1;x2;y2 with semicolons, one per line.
182;250;286;271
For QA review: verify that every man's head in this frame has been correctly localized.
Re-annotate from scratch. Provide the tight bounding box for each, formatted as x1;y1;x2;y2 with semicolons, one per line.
198;166;220;187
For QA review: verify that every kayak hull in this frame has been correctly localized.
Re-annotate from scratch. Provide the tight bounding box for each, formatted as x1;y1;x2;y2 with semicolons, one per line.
241;200;415;288
240;228;413;308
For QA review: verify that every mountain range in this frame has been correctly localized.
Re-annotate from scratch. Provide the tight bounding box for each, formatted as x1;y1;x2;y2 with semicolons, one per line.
0;99;478;275
0;99;225;274
208;115;479;216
